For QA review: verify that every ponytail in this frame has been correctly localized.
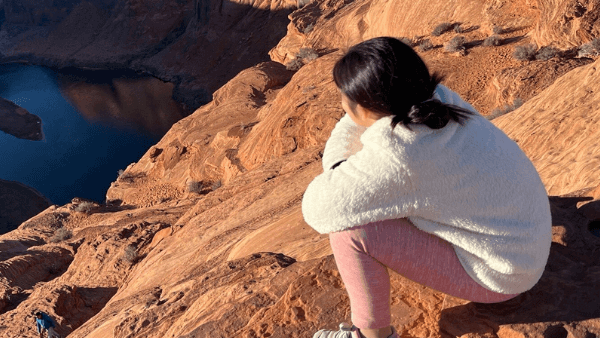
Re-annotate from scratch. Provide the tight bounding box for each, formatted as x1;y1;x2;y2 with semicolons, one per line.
391;73;474;130
333;37;474;131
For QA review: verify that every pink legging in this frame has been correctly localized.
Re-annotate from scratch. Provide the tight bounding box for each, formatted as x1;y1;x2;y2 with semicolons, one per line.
329;218;519;329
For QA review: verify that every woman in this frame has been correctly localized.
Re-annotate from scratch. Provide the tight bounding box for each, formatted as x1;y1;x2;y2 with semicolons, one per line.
301;37;552;338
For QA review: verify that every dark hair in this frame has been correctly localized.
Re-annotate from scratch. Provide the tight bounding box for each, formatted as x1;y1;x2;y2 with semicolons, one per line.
333;37;474;130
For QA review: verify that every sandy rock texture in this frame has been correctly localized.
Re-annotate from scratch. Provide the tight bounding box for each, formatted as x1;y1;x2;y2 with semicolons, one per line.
1;0;600;337
532;0;600;48
268;0;599;114
0;97;43;141
493;57;600;196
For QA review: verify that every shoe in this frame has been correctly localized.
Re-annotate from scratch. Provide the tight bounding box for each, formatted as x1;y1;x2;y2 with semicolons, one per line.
313;323;399;338
313;322;362;338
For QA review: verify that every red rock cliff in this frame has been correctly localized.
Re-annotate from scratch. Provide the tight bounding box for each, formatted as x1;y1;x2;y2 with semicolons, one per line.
1;0;599;337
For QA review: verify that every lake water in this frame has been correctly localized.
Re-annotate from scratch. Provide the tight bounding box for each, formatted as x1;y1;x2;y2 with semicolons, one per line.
0;64;188;205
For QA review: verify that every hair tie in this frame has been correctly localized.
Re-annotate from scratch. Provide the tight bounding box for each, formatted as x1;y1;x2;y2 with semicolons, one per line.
411;98;436;111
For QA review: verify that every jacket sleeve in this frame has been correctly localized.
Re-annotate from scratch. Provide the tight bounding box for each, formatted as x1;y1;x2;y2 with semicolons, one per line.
321;113;367;170
41;314;55;328
36;320;41;333
303;134;416;234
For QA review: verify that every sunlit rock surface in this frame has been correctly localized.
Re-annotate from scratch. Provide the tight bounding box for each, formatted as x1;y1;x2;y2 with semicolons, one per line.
0;0;599;337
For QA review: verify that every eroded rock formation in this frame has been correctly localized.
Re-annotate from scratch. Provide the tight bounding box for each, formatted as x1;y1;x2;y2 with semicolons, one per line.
532;0;600;48
494;57;600;196
0;0;298;110
0;98;43;141
0;179;51;234
0;0;599;337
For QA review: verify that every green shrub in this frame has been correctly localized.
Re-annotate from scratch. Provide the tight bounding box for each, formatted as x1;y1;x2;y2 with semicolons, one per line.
49;213;64;227
486;98;524;120
535;46;559;60
512;98;524;109
286;48;318;71
117;169;139;183
399;37;413;47
578;38;600;57
492;25;504;34
445;36;466;53
297;0;311;8
211;180;222;191
483;35;501;47
513;44;538;61
286;58;304;71
297;47;318;61
187;180;205;194
303;23;314;34
74;201;95;214
453;24;464;33
432;22;453;36
50;227;72;243
124;245;138;263
418;39;434;52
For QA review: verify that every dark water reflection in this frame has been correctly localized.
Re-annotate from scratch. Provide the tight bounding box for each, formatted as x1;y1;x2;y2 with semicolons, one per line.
56;67;187;136
0;64;190;205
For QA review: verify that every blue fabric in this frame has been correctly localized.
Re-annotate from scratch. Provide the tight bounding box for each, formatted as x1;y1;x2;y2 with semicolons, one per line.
36;313;55;332
434;85;447;103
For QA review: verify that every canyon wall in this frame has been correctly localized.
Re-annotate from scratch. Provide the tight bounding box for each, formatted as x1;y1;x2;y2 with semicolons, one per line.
0;0;599;337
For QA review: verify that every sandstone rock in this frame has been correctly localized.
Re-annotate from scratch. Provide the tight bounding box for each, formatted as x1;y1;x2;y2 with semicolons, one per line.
532;0;600;48
268;0;587;117
238;53;342;170
486;57;592;110
0;98;43;141
269;0;531;65
106;61;293;207
1;1;600;338
0;240;74;314
0;201;188;336
493;57;600;196
0;179;51;235
0;0;298;111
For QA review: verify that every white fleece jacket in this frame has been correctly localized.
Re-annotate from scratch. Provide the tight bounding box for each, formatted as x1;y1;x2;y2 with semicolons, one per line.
302;85;552;294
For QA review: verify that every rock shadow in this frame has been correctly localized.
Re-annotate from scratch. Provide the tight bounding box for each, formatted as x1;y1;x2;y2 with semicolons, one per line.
1;291;31;314
100;199;138;213
501;35;527;45
0;179;52;234
0;238;46;260
461;25;480;34
0;247;74;313
439;195;600;337
54;285;119;335
464;39;484;49
497;26;530;35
